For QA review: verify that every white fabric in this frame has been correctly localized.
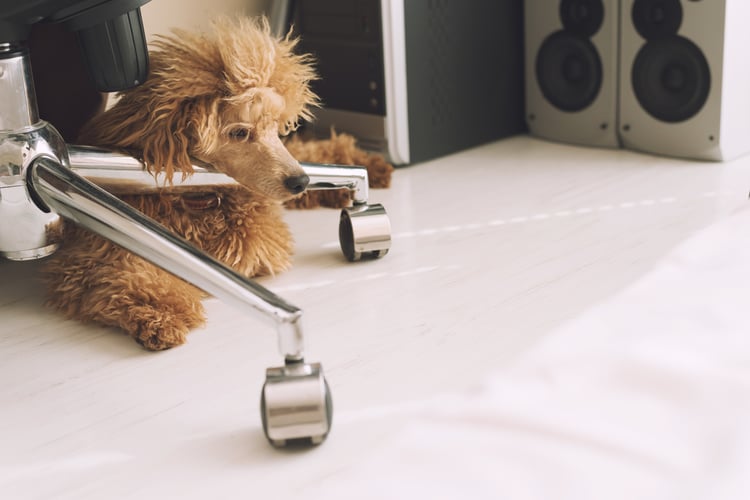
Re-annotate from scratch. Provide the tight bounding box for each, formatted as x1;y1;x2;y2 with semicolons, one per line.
309;206;750;499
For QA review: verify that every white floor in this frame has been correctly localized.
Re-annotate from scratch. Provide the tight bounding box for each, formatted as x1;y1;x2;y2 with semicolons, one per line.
3;135;750;499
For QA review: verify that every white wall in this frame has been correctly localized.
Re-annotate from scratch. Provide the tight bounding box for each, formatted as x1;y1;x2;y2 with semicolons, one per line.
140;0;271;39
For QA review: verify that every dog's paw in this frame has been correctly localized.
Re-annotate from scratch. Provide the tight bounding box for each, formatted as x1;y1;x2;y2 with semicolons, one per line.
127;306;202;351
133;326;187;351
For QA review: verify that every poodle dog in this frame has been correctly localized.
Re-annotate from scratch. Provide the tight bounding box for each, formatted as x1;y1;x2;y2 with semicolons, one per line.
41;16;391;350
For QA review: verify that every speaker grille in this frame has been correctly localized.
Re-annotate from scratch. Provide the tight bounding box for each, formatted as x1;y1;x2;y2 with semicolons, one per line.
425;0;455;129
404;0;525;162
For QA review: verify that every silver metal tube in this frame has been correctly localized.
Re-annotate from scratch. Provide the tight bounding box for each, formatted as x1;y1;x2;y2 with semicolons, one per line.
67;145;370;202
299;162;369;204
0;123;67;260
67;145;236;193
0;46;39;131
29;155;305;360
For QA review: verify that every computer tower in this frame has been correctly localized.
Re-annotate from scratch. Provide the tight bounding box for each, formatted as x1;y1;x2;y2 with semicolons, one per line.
271;0;526;165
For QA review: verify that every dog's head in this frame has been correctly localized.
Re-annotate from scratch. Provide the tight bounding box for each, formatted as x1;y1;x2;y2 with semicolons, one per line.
85;16;318;201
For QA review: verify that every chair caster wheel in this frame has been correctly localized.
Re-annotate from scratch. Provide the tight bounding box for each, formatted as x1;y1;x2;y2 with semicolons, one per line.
339;203;391;262
260;361;333;447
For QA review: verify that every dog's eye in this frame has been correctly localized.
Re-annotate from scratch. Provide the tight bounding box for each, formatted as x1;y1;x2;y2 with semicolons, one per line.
228;128;254;140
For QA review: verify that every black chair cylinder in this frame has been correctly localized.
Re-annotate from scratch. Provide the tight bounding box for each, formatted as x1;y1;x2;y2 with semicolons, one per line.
0;0;151;92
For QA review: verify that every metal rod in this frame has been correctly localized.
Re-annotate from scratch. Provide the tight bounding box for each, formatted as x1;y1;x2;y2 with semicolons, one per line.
300;162;369;204
67;145;370;202
0;46;38;131
28;155;305;360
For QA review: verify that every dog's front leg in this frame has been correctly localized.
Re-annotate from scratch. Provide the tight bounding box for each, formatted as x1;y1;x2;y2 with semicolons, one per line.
42;231;206;350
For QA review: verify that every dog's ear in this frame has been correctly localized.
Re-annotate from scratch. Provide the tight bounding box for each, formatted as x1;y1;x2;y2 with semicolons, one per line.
135;96;199;181
78;32;226;182
77;89;205;182
133;33;226;180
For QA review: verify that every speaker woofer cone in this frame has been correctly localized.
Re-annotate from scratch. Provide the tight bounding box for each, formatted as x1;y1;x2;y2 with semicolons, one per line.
632;35;710;123
536;31;602;112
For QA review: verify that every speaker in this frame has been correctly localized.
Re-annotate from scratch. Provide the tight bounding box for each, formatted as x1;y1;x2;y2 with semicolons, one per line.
524;0;620;148
619;0;750;161
275;0;526;165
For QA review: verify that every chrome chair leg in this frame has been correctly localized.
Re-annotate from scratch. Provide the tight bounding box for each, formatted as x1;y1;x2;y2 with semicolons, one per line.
67;146;393;261
1;1;398;448
29;155;333;446
3;39;393;447
0;46;336;447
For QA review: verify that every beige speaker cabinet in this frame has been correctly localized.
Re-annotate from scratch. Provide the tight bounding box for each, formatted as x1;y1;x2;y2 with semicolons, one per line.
524;0;620;148
619;0;750;161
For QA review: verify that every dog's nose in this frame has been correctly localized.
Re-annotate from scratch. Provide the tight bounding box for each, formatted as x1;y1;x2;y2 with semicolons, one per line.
284;174;310;195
